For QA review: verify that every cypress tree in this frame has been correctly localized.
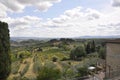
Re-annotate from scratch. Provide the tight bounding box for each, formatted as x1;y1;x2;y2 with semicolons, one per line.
0;21;11;80
85;40;96;54
91;40;96;52
85;42;91;54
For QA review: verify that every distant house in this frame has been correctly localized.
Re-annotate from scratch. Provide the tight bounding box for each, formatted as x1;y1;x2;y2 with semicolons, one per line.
105;39;120;79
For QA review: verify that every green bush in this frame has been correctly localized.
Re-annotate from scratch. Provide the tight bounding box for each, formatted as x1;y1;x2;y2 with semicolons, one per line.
60;57;69;61
17;51;31;59
37;67;61;80
44;61;57;69
52;56;58;62
10;53;18;62
83;58;98;67
70;45;86;60
33;60;42;73
99;47;105;59
61;66;76;80
77;67;88;77
12;75;21;80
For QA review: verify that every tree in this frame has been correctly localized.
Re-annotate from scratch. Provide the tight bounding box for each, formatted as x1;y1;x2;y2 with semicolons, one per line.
37;67;61;80
77;67;88;77
85;42;91;54
70;46;86;60
0;21;11;80
52;56;58;62
91;40;96;52
85;40;96;54
99;47;105;59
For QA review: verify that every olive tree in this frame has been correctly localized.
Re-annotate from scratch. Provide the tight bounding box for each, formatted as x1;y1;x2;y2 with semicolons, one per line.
70;45;86;60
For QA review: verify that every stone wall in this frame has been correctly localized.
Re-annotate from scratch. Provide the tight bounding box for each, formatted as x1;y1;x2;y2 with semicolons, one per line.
106;43;120;78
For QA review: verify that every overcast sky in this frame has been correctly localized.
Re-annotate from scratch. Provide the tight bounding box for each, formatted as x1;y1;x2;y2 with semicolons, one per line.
0;0;120;38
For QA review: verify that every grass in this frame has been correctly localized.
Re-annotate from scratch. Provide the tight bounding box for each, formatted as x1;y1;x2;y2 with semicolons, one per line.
37;47;69;62
11;61;21;74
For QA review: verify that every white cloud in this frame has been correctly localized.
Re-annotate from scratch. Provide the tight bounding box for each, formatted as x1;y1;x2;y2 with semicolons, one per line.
0;0;25;12
38;6;120;37
36;2;53;11
0;0;120;38
0;16;42;37
0;0;61;17
0;3;8;18
112;0;120;7
1;5;120;38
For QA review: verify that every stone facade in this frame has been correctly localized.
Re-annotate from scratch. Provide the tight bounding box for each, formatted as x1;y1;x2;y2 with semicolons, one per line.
105;40;120;79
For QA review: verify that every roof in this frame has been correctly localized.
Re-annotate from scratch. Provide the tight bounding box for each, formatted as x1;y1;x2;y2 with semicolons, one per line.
106;39;120;43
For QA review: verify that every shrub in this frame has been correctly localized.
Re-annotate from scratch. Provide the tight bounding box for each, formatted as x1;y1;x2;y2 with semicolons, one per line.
11;61;20;74
60;62;70;69
17;51;31;59
12;75;21;80
52;56;58;62
70;45;86;60
44;61;57;69
68;62;71;65
37;67;61;80
10;53;18;62
60;57;68;61
83;58;98;67
99;47;105;59
61;66;76;79
77;67;88;77
33;60;42;73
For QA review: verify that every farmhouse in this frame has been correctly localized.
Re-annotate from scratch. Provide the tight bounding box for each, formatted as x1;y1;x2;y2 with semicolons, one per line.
105;39;120;79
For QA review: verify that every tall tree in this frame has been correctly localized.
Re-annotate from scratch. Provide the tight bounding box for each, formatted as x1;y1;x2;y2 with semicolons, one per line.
91;40;96;52
85;40;96;54
0;21;11;80
85;42;91;54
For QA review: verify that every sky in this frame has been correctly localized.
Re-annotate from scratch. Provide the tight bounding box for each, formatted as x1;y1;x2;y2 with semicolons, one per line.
0;0;120;38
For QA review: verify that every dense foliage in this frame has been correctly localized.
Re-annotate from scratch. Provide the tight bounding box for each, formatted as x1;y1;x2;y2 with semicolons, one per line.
0;21;11;79
85;40;96;54
9;37;108;80
37;67;61;80
70;46;86;60
99;47;106;59
77;67;88;77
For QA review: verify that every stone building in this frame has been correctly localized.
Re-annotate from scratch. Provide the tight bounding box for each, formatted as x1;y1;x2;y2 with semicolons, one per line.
105;39;120;79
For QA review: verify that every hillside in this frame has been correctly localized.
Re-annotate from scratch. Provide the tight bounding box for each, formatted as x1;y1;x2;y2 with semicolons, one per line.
8;38;109;80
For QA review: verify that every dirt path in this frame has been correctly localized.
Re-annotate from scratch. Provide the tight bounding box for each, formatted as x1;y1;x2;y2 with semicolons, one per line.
54;62;62;70
24;57;36;78
18;58;30;73
8;58;31;79
9;52;37;79
23;53;37;79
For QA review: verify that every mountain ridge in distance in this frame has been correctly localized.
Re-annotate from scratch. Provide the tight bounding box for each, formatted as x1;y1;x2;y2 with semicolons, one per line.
10;35;120;41
75;35;120;39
